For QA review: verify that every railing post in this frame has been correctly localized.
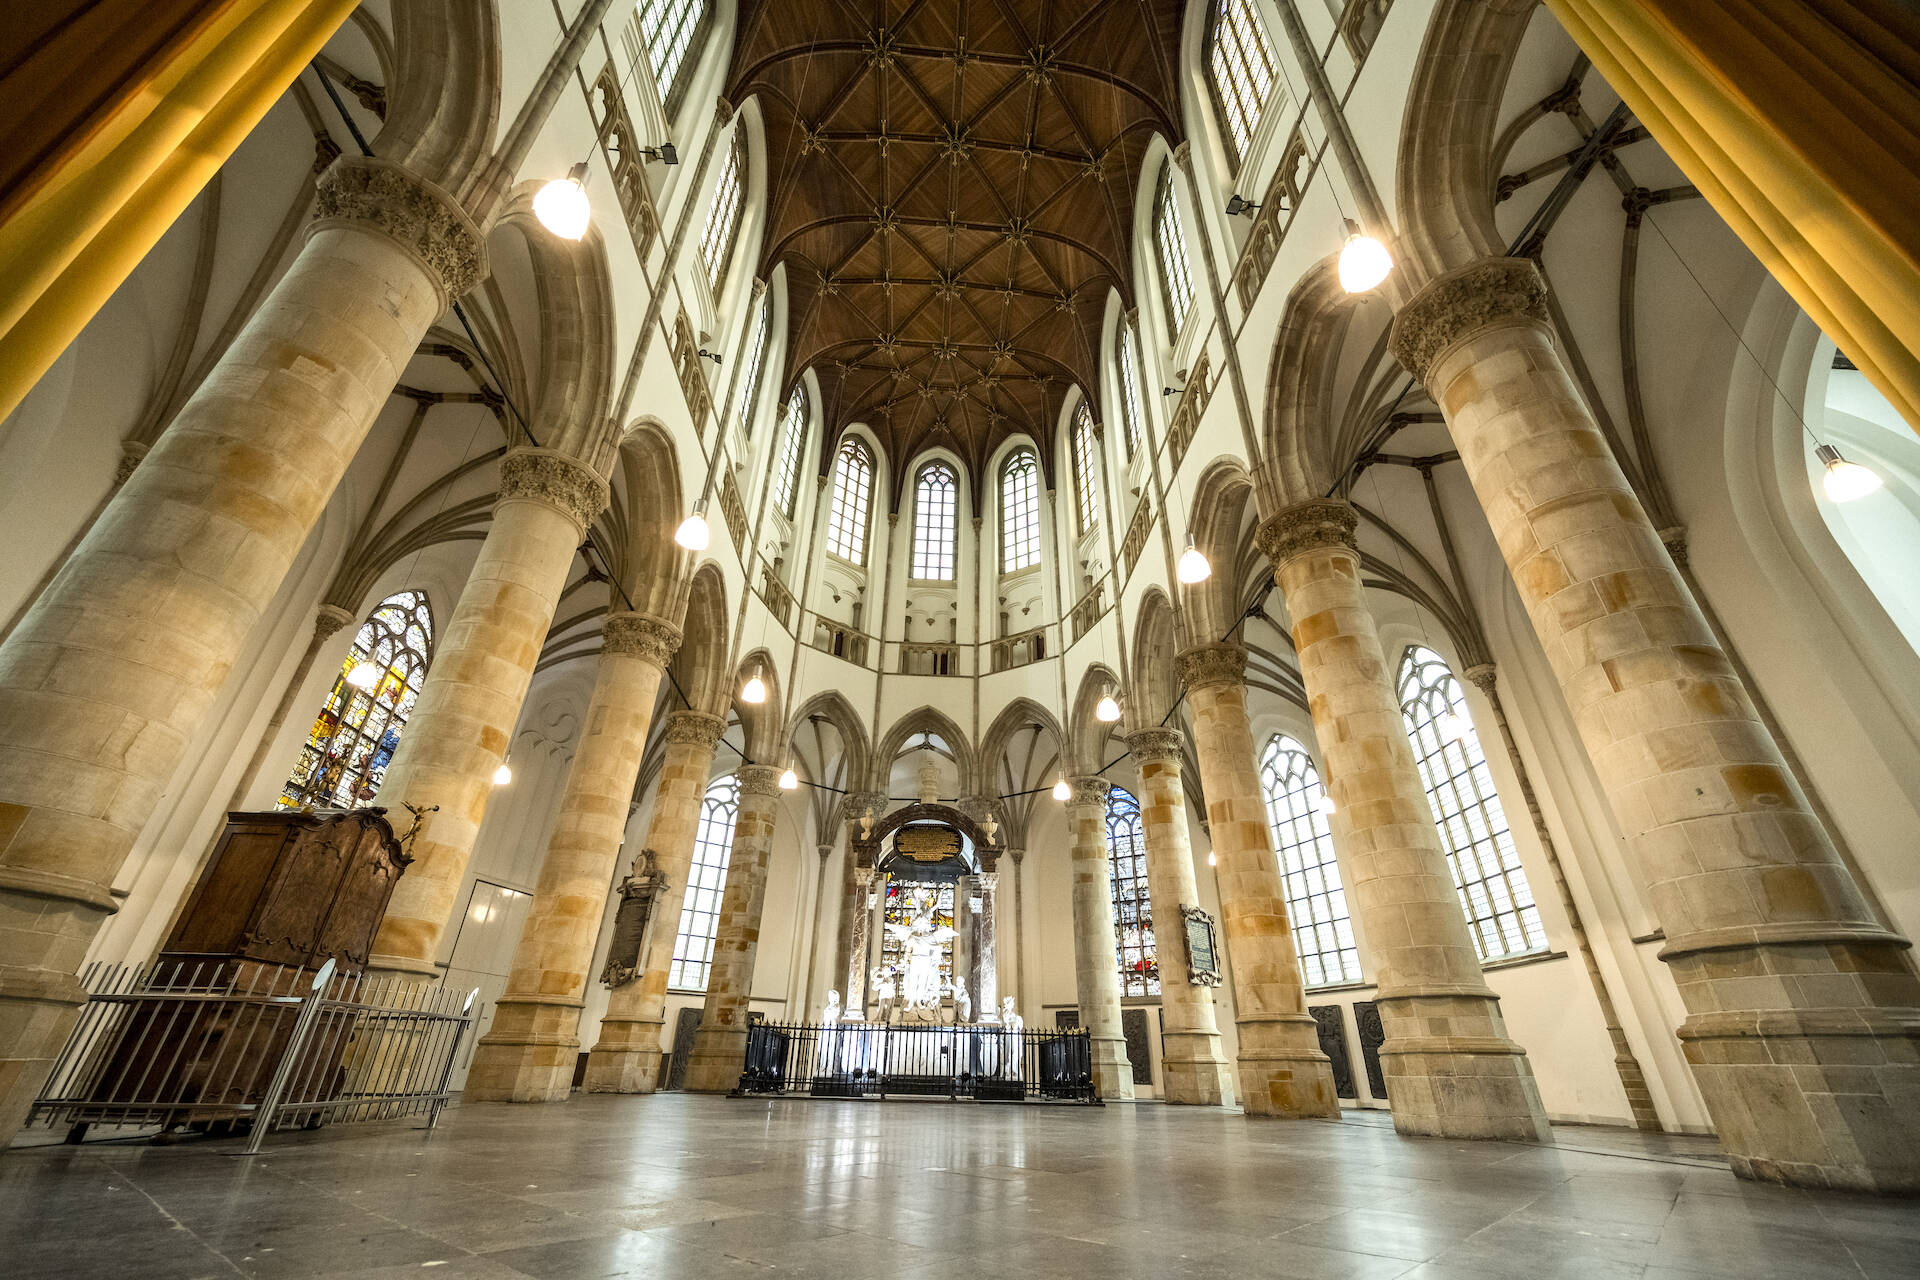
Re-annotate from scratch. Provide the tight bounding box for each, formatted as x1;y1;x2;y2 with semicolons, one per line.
243;958;336;1156
426;988;479;1129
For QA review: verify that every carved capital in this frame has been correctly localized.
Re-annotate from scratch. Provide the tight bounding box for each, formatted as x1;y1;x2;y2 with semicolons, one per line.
603;612;681;666
1171;140;1194;175
115;439;149;486
1463;663;1499;696
976;870;1001;890
311;155;485;302
314;604;356;641
497;447;609;530
1255;498;1358;569
842;791;886;823
1068;776;1111;808
1175;642;1246;693
738;763;784;798
1127;727;1186;765
664;710;727;749
1388;256;1548;384
1658;525;1690;569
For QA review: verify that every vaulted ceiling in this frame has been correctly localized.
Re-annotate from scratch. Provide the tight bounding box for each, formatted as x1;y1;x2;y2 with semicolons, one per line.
727;0;1186;498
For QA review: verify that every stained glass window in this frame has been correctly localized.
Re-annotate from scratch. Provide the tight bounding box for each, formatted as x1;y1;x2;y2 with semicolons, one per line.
669;774;739;989
1000;449;1041;572
1208;0;1279;168
826;438;874;563
911;462;958;580
879;879;956;995
1116;323;1145;459
1108;786;1159;996
771;385;808;517
635;0;709;110
698;132;744;288
279;590;433;810
1398;645;1548;961
1259;736;1361;987
1072;400;1100;535
735;297;769;434
1153;164;1196;334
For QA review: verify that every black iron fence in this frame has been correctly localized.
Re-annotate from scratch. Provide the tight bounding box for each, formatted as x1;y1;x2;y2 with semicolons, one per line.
735;1021;1098;1103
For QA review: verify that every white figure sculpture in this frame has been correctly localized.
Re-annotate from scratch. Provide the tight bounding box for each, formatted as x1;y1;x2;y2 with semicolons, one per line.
1000;995;1025;1079
872;967;895;1023
1000;995;1023;1035
819;988;843;1072
821;989;842;1026
883;900;956;1013
952;976;972;1023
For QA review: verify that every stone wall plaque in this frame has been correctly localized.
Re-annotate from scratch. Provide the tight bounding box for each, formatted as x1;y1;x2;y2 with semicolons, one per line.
1309;1005;1356;1100
1353;1000;1388;1100
895;825;963;862
600;855;663;988
1179;905;1222;986
1122;1007;1152;1085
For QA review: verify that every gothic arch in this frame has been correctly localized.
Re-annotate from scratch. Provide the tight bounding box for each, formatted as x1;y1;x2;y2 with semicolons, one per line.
1183;456;1260;642
871;706;977;796
731;646;785;762
672;562;730;718
610;419;687;620
1129;589;1181;729
786;689;872;790
1264;254;1360;505
377;0;502;196
1068;663;1127;775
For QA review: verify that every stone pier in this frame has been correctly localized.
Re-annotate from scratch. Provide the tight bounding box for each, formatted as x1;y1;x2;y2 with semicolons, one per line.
683;764;785;1092
1065;778;1135;1100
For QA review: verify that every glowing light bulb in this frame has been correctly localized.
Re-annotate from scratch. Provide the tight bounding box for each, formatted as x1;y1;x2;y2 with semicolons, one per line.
1095;694;1122;723
1439;711;1471;744
1176;538;1212;585
740;672;767;704
1816;444;1883;503
1337;222;1393;294
779;767;799;790
1207;850;1217;867
533;162;592;240
345;661;379;691
1051;777;1072;802
492;760;513;786
1315;791;1336;816
674;501;711;551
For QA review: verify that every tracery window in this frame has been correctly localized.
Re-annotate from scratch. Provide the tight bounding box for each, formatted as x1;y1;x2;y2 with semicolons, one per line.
279;590;432;810
1107;786;1159;996
1259;736;1360;987
911;462;958;580
735;297;769;434
669;774;739;989
1153;164;1196;334
1071;400;1100;535
825;437;874;564
635;0;709;110
770;385;808;517
1000;449;1041;572
1398;645;1548;961
1208;0;1279;168
1116;323;1145;459
698;132;744;288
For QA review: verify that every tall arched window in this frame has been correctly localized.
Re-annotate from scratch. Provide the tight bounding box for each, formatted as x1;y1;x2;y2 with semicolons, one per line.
771;385;808;518
1259;736;1360;987
911;462;958;580
1116;322;1145;459
279;590;433;810
1071;400;1100;535
1153;164;1195;334
635;0;710;111
735;296;769;434
1000;449;1041;572
1208;0;1279;169
1107;786;1159;996
669;774;740;990
698;132;744;288
1398;645;1547;960
825;438;874;563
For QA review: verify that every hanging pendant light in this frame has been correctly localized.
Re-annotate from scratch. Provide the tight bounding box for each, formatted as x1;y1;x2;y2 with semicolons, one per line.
674;498;712;551
740;664;768;704
534;161;592;240
1208;850;1217;867
1051;776;1072;803
1439;711;1471;745
1095;693;1122;723
1815;444;1883;503
1315;791;1336;816
779;766;799;790
492;756;514;786
1176;535;1212;585
1337;219;1393;294
345;660;380;691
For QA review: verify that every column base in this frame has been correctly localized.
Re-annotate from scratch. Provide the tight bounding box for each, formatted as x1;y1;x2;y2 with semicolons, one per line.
583;1015;665;1093
682;1024;746;1093
1091;1034;1135;1101
0;871;123;1134
1161;1031;1235;1106
1234;1015;1340;1119
464;998;584;1103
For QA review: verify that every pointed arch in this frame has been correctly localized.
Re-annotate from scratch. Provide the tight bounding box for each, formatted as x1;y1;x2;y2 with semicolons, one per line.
871;706;977;796
379;0;501;194
732;646;785;762
786;689;872;791
672;562;730;717
1264;254;1361;506
611;419;687;619
1068;663;1127;776
1129;589;1181;728
1183;457;1260;642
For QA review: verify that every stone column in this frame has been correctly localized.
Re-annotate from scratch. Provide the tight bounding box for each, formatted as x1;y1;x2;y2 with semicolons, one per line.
1258;500;1549;1141
971;870;1000;1017
683;764;784;1092
1065;778;1134;1100
1126;728;1235;1106
584;710;725;1092
466;612;680;1102
0;156;482;1133
835;792;883;1011
1391;257;1920;1190
1177;643;1340;1119
371;447;609;978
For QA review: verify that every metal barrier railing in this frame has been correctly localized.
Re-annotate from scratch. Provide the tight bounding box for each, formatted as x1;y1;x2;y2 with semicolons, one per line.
25;957;480;1151
736;1021;1098;1104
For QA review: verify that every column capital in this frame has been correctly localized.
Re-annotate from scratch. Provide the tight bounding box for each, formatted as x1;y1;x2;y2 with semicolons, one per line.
1388;256;1548;384
1171;139;1194;175
738;763;784;797
604;612;681;666
1127;727;1186;764
664;710;727;749
497;446;610;531
976;870;1000;889
1175;641;1247;693
1068;776;1111;807
1463;663;1499;695
312;155;486;303
314;603;356;639
1255;498;1357;569
842;791;886;822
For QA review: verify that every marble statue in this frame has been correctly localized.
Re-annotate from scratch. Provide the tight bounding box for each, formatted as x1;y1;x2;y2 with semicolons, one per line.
871;967;895;1022
883;900;956;1013
821;989;842;1026
951;976;972;1023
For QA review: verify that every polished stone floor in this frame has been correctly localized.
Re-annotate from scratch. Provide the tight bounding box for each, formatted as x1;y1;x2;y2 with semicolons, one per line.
6;1096;1919;1279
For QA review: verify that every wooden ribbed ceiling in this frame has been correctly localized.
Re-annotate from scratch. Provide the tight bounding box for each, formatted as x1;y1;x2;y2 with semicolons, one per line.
727;0;1185;496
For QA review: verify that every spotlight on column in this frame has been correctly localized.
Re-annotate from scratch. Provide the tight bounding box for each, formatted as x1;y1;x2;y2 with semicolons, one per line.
1315;791;1336;816
1051;776;1072;803
492;757;514;786
1816;444;1883;503
534;161;592;241
740;666;768;704
345;660;379;691
779;766;799;790
1337;219;1393;294
1176;535;1212;585
674;499;712;551
1095;693;1122;723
